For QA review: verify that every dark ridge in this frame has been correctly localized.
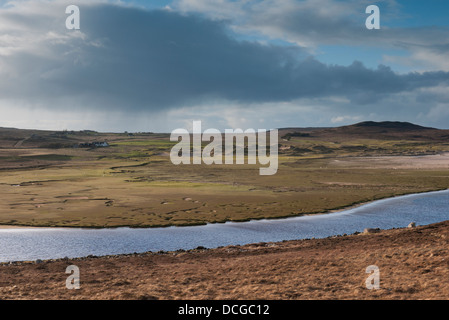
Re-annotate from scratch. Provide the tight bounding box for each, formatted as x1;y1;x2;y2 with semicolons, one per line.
278;121;449;142
350;121;434;131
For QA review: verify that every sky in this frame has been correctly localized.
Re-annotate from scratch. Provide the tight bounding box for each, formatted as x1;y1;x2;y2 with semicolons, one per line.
0;0;449;132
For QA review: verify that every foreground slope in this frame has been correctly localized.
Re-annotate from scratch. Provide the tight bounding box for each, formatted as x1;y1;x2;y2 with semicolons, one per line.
1;220;448;299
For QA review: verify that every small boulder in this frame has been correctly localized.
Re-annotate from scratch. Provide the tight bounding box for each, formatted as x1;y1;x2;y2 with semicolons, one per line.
363;228;380;234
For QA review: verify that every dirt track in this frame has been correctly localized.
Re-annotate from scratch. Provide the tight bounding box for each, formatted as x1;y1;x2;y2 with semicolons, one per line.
0;220;448;300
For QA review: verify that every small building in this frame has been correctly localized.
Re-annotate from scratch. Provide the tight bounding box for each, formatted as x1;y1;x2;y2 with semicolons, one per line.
76;141;109;148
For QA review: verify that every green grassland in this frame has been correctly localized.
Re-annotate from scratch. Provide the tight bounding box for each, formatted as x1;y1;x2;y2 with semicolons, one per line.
0;126;449;228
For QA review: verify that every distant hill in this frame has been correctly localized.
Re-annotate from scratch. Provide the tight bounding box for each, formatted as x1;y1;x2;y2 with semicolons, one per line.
0;126;158;149
279;121;449;141
350;121;434;130
0;127;99;149
1;121;449;149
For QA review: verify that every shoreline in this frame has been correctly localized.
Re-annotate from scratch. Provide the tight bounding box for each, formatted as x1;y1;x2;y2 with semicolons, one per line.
3;217;447;265
1;219;448;299
0;188;448;264
0;187;448;230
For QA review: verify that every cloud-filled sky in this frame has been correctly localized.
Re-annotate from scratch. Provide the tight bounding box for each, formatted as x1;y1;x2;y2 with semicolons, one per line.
1;0;449;132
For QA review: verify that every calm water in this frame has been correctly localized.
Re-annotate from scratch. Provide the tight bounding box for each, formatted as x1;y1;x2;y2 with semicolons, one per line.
1;189;448;262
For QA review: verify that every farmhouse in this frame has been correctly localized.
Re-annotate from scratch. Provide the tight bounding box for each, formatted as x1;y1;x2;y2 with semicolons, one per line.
75;141;109;148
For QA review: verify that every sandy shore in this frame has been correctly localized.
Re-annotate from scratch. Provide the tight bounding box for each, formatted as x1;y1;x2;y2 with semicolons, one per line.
332;152;449;169
0;225;40;229
0;220;448;300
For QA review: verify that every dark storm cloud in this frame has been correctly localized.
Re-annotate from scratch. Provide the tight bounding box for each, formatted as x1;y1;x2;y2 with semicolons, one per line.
1;2;449;112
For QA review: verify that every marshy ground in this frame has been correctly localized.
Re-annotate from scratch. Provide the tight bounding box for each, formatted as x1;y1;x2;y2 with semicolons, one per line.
1;122;449;228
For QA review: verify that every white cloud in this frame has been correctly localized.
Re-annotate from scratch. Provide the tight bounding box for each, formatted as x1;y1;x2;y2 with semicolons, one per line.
331;115;363;124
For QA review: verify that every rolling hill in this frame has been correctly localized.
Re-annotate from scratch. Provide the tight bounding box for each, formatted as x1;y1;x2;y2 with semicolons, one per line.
279;121;449;142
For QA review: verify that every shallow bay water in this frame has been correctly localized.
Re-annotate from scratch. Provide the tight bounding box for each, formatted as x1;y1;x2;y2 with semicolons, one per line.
0;189;448;262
